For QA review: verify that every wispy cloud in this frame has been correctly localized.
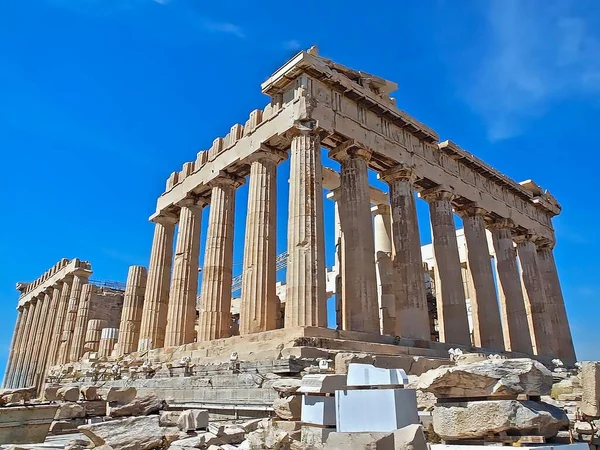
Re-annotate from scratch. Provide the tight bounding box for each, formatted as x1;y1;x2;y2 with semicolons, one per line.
202;19;245;39
463;0;600;141
283;39;302;51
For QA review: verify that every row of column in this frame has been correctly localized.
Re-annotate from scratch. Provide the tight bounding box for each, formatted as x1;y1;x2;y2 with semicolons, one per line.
136;127;575;364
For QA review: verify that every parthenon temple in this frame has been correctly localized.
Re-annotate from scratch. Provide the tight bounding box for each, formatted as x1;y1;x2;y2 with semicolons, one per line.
2;48;576;392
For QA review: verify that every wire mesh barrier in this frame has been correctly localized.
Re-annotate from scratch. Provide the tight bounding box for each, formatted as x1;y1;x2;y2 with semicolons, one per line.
89;279;127;291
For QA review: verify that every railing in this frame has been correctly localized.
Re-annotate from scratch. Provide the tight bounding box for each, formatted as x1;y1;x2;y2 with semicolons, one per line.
89;279;127;291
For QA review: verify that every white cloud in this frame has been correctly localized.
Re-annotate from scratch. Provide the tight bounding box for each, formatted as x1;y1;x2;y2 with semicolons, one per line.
202;20;245;39
463;0;600;141
283;39;302;51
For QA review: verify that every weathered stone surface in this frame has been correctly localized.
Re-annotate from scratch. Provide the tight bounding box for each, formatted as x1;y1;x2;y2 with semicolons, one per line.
176;409;208;431
55;402;85;419
108;393;165;417
65;438;93;450
105;386;137;403
393;424;428;450
79;415;184;450
169;432;222;448
581;361;600;417
299;374;347;393
324;432;394;449
49;418;86;434
270;378;302;397
551;376;582;399
418;358;552;398
432;400;569;439
82;400;107;417
160;410;180;427
334;353;374;374
301;425;334;447
57;386;80;402
241;418;263;433
44;385;60;402
246;427;291;450
81;386;99;401
273;395;302;420
0;386;37;405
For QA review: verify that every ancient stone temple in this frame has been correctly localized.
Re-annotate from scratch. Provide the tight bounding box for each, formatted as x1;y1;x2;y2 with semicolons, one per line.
2;48;576;392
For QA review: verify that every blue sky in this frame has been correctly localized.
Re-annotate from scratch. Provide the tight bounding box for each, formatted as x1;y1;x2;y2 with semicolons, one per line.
1;0;599;378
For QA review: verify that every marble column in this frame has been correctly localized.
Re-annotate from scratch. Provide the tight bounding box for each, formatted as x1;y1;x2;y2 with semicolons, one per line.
36;285;62;390
240;149;285;335
489;220;533;354
98;328;119;358
376;168;427;340
12;303;33;388
457;206;504;351
84;319;108;353
515;233;552;357
30;290;54;388
285;126;327;328
536;242;576;364
421;188;470;345
117;266;148;355
47;278;71;367
3;307;24;388
138;215;176;351
57;274;88;364
331;143;379;333
326;189;344;330
70;284;95;361
198;176;242;341
21;297;43;387
372;204;395;335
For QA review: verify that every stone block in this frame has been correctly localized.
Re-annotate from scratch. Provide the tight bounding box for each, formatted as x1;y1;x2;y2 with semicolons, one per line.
55;402;86;419
0;404;58;444
273;395;302;420
272;419;302;433
432;400;569;439
324;432;394;449
302;395;336;426
0;387;36;405
107;393;165;417
335;388;419;433
269;378;302;396
105;386;136;403
49;418;86;434
299;374;347;394
44;385;60;402
418;358;552;398
394;424;428;450
334;352;375;374
82;400;107;417
81;386;99;401
302;425;335;447
176;409;208;431
245;427;291;450
170;432;223;449
160;410;180;427
582;361;600;417
347;363;408;387
57;386;80;402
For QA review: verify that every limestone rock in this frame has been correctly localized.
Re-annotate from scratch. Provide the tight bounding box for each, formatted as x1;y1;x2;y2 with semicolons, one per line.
581;361;600;417
551;375;582;399
432;400;569;439
0;386;37;405
334;353;374;375
108;393;165;417
220;425;245;444
393;424;428;450
273;396;302;420
246;427;291;450
418;358;552;398
169;432;223;448
55;402;86;419
270;378;303;397
50;418;86;434
64;438;93;450
176;409;208;431
160;410;181;427
241;418;263;433
324;432;394;449
82;400;107;417
79;415;184;450
454;353;491;365
81;386;99;401
44;385;61;402
57;386;79;402
105;386;136;403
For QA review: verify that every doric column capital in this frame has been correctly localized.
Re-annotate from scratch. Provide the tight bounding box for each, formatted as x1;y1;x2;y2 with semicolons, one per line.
289;120;318;137
326;187;341;202
208;171;245;190
378;165;417;184
535;237;556;250
420;187;455;203
371;203;391;216
247;145;288;165
152;213;178;226
512;231;547;246
486;218;516;231
177;196;208;210
455;203;488;219
329;140;372;162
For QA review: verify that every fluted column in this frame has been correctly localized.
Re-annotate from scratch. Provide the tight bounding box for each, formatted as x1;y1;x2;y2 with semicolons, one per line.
326;189;344;330
198;176;243;341
28;291;53;388
421;188;470;345
382;167;430;340
164;198;204;347
536;242;576;364
330;143;378;333
3;307;24;388
489;220;533;353
457;206;504;350
70;284;95;361
47;278;71;367
285;127;327;328
12;303;33;387
117;266;148;355
57;274;88;364
20;297;42;387
138;215;176;351
515;233;552;357
98;328;119;358
84;319;108;353
372;204;394;335
36;285;62;390
240;149;286;335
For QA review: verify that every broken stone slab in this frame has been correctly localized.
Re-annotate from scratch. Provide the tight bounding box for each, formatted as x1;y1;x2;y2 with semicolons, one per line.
245;427;291;450
241;418;263;433
393;424;428;450
269;378;303;397
558;393;582;401
0;386;37;405
57;386;80;402
552;376;582;399
432;400;569;439
324;431;394;449
273;395;302;420
82;400;107;417
49;418;87;435
81;386;99;401
0;404;58;444
64;438;93;450
160;410;181;427
169;432;223;448
302;425;334;447
107;393;165;417
176;409;208;432
298;374;347;394
347;363;408;387
418;358;552;398
219;425;245;444
79;415;185;450
581;361;600;417
54;402;86;419
454;353;492;365
334;352;375;375
105;386;136;403
43;385;61;402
